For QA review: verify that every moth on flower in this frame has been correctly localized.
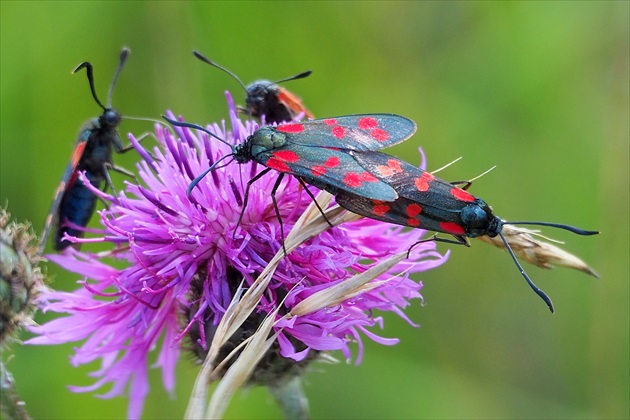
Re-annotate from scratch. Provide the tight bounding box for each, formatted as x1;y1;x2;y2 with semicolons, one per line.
28;93;448;419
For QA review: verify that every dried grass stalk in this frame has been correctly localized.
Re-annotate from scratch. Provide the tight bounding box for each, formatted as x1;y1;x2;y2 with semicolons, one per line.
186;191;363;418
476;225;599;277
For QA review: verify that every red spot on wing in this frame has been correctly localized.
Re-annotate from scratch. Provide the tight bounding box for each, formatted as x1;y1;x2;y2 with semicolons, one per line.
407;218;421;227
377;159;403;177
266;150;300;173
273;150;300;162
358;117;378;130
266;158;290;172
440;222;466;235
67;171;79;188
311;166;326;177
370;128;389;142
53;179;69;200
359;172;379;183
324;156;340;168
406;203;422;228
331;125;346;139
310;155;339;176
372;202;390;216
450;188;475;202
415;172;434;192
71;143;87;166
406;203;422;217
323;119;337;126
343;172;379;187
277;123;305;133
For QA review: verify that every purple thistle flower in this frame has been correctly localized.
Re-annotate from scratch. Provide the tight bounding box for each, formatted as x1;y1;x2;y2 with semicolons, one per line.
28;93;448;419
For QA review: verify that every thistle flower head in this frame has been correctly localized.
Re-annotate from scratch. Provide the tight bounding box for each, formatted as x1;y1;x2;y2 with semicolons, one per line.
27;93;448;419
0;208;46;346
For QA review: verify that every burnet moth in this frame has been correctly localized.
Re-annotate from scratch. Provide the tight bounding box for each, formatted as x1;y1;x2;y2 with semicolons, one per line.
166;112;597;311
163;114;417;244
193;50;314;124
332;151;599;312
39;48;134;253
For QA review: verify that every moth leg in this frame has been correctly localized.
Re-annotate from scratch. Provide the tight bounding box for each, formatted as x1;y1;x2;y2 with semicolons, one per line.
450;180;473;190
269;174;288;255
114;131;154;153
100;163;136;207
108;163;136;180
450;166;497;191
114;131;159;162
295;177;333;228
407;234;470;258
233;167;273;238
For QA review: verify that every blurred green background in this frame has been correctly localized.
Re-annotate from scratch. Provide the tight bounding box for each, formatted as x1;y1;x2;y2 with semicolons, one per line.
1;1;628;419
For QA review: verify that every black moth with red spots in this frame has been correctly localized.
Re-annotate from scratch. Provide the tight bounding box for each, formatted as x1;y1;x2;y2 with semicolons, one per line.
39;48;132;253
193;50;314;124
163;113;416;252
333;151;599;312
165;114;417;201
164;113;597;312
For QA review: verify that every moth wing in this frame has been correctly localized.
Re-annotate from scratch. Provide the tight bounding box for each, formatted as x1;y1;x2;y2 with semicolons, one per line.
276;87;314;119
350;151;469;211
256;144;399;201
39;129;91;251
276;114;417;151
335;192;456;234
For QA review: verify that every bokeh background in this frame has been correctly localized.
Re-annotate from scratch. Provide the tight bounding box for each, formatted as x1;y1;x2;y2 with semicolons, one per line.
1;2;628;419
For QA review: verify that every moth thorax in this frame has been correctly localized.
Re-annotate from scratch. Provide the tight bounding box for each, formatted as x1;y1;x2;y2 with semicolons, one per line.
250;128;287;155
460;199;495;238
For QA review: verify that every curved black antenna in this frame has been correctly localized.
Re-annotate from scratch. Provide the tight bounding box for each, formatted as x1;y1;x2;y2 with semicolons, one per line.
162;115;232;148
193;50;312;89
73;61;106;111
498;231;555;313
271;69;312;85
73;48;130;111
107;47;130;108
162;115;239;195
193;50;248;92
504;221;599;236
187;154;235;196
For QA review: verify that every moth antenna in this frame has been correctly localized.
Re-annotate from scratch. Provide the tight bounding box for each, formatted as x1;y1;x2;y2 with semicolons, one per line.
504;221;599;236
162;115;237;194
107;47;130;108
498;231;555;313
73;61;106;111
272;70;312;85
161;115;232;148
187;154;234;196
73;48;130;111
193;50;248;92
193;50;311;89
126;115;170;128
